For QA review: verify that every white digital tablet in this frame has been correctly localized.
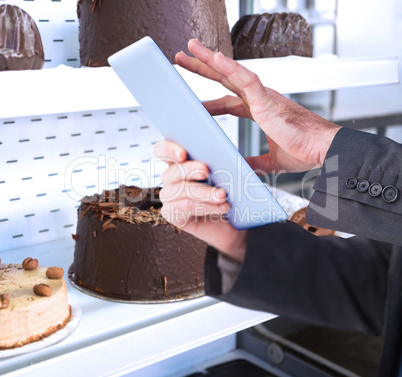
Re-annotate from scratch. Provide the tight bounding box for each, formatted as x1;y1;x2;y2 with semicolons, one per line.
108;36;287;230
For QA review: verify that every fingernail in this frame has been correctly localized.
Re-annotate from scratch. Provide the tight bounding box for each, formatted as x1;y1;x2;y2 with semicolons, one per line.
216;188;227;199
175;149;184;160
191;39;203;47
194;169;207;179
219;202;230;213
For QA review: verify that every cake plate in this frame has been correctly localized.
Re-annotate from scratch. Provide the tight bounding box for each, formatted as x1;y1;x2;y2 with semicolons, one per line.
68;269;205;304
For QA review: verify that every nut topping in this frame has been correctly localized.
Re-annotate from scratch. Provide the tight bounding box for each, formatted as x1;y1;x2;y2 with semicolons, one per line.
46;267;64;279
22;257;38;270
0;294;9;309
33;284;52;297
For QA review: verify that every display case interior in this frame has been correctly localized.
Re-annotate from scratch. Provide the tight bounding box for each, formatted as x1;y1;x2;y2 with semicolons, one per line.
0;1;399;376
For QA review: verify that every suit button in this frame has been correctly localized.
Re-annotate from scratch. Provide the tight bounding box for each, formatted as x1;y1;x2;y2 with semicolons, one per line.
346;177;358;189
382;186;399;203
369;183;383;197
357;179;370;192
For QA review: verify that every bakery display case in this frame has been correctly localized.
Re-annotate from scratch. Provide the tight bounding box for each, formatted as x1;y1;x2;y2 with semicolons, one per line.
0;1;399;376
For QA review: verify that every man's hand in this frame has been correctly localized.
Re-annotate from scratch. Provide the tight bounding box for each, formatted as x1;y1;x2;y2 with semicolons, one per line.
176;39;341;174
153;39;342;260
154;140;247;263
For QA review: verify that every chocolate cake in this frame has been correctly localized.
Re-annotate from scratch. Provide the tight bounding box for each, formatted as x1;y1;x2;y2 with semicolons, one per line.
231;12;313;60
69;186;208;301
77;0;233;67
290;207;335;236
0;5;44;71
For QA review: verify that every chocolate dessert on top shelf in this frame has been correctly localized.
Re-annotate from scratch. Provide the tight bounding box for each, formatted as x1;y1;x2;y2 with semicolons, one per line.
231;12;313;60
69;185;208;302
77;0;233;67
0;5;44;71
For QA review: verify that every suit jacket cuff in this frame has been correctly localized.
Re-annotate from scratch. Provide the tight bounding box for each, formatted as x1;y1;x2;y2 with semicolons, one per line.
307;127;402;245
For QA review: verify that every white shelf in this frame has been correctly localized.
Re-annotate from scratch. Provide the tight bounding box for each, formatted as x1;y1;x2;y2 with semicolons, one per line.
0;238;275;377
0;56;398;119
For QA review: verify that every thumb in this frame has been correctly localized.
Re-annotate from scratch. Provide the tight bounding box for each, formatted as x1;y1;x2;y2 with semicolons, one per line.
245;154;277;176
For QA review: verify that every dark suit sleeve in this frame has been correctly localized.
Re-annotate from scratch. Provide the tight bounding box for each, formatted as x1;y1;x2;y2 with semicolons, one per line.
205;127;401;335
205;221;392;335
306;127;402;246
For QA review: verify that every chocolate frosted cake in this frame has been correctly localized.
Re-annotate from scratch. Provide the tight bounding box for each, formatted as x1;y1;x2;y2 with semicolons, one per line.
231;12;313;60
77;0;233;67
0;5;44;71
69;186;208;301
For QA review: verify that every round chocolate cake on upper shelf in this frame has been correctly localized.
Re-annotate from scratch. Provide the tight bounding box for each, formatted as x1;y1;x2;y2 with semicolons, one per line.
0;4;45;71
69;186;208;302
77;0;233;66
231;12;313;60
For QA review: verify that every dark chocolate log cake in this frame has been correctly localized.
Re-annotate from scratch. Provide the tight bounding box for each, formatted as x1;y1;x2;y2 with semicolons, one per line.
69;186;207;301
77;0;233;66
231;12;313;60
0;5;44;71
